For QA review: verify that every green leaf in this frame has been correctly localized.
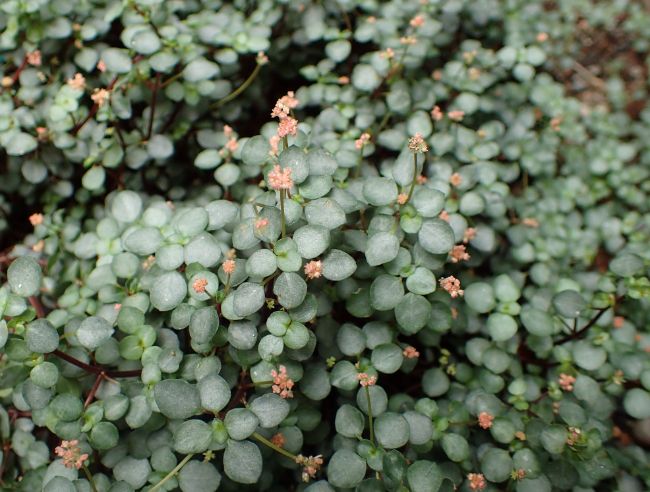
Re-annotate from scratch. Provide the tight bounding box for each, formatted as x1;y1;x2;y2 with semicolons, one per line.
225;408;259;440
480;448;513;482
6;132;37;156
464;282;496;313
232;282;265;317
154;379;201;419
609;253;644;277
307;149;338;175
183;57;220;82
335;404;365;438
113;457;151;489
25;319;59;354
198;374;231;412
223;440;262;484
395;294;431;334
90;421;119;450
418;219;455;255
273;272;307;309
305;198;346;229
487;313;518;342
250;393;290;427
370;274;404;311
179;461;221;492
174;419;212;453
363;177;398;206
365;232;400;266
406;267;436;295
131;29;161;55
552;290;587;318
374;412;409;449
406;460;442;492
356;385;388;417
81;166;106;191
371;344;404;374
520;306;554;336
322;249;356;281
441;433;469;462
111;191;143;223
623;388;650;419
8;257;42;297
150;271;187;311
76;316;114;350
327;449;367;488
293;225;330;259
351;64;381;92
572;341;607;371
101;48;132;73
241;136;270;166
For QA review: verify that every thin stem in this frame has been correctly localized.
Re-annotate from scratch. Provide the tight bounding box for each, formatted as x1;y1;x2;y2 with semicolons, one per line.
404;153;418;205
224;274;232;296
279;190;286;238
211;62;263;108
29;296;45;318
149;454;194;492
364;385;375;445
84;372;105;408
52;349;141;378
146;73;161;140
82;465;99;492
252;432;296;461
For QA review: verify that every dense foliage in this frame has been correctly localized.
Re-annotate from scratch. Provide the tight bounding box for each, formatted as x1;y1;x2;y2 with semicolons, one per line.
1;1;649;491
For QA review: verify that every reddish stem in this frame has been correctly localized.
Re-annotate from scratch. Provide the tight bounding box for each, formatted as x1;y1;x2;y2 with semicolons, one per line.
146;73;161;140
71;75;120;136
84;372;105;408
29;296;45;318
52;349;141;378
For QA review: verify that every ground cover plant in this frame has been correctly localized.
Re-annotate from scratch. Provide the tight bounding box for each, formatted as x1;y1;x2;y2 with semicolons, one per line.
0;0;649;491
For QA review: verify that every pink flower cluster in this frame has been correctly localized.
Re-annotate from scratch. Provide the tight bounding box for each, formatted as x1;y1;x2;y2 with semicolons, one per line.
222;259;236;275
295;454;324;482
270;91;299;141
268;164;293;190
558;373;576;391
467;473;486;491
357;372;377;387
304;260;323;279
439;276;464;298
54;440;88;470
192;277;208;294
403;346;419;359
408;133;428;153
450;244;470;263
477;411;494;429
355;132;371;150
271;365;294;399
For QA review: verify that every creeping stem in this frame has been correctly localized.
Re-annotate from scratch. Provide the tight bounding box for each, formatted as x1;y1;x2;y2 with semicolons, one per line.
252;432;296;461
280;189;286;238
149;454;194;492
364;385;375;445
404;152;418;205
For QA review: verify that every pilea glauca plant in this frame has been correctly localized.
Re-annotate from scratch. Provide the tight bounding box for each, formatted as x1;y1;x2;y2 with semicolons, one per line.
1;1;649;491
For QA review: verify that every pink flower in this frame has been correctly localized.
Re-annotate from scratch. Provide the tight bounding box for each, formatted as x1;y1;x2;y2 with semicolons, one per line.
397;193;409;205
438;210;450;222
338;76;350;85
54;440;88;470
400;36;417;45
225;137;238;153
268;165;293;190
97;59;107;72
537;32;549;43
255;218;269;230
403;346;419;359
295;454;324;482
67;73;86;90
277;117;298;138
271;365;294;399
271;91;299;119
521;217;539;228
477;412;494;429
408;133;428;153
431;105;444;121
416;174;428;184
467;473;486;491
355;132;371;150
380;48;395;59
304;260;323;280
26;50;42;66
223;125;234;138
450;244;470;263
29;213;44;226
223;259;236;275
410;15;425;28
269;135;281;156
613;316;625;329
256;51;269;65
192;277;208;294
357;373;377;387
448;110;465;122
449;172;462;187
114;303;122;310
439;276;464;298
91;88;110;107
558;373;576;391
270;432;285;448
463;227;476;243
